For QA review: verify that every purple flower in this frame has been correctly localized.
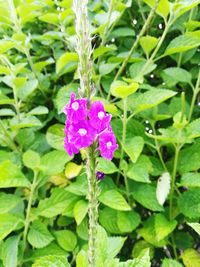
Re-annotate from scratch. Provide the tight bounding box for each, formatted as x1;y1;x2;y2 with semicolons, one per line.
64;136;79;157
98;129;118;160
69;120;97;149
96;171;105;180
89;101;111;133
63;92;88;123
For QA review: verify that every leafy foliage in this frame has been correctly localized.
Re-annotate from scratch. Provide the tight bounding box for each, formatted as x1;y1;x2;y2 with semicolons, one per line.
0;0;199;266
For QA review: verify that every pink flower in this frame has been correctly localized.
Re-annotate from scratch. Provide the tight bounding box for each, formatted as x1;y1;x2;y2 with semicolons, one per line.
69;120;97;149
98;129;118;160
89;101;111;133
63;92;88;123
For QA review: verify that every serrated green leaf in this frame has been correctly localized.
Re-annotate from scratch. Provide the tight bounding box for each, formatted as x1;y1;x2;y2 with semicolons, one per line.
161;258;183;267
73;200;88;225
97;157;118;174
140;35;159;56
0;213;23;241
181;249;200;267
32;255;70;267
110;80;139;98
155;214;177;241
187;223;200;235
23;150;40;169
131;183;164;211
180;172;200;187
1;235;20;267
0;160;30;188
178;188;200;219
99;190;131;211
117;210;140;233
28;220;54;248
56;52;78;74
54;230;77;252
46;124;65;150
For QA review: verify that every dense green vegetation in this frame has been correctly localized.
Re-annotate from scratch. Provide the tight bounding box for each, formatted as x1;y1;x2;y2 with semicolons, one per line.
0;0;200;266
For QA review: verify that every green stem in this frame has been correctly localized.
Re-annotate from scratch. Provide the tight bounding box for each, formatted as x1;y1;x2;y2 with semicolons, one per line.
22;171;38;254
117;98;130;202
188;69;200;121
169;146;180;220
86;146;98;267
151;123;168;171
139;17;172;79
112;0;159;83
24;48;46;98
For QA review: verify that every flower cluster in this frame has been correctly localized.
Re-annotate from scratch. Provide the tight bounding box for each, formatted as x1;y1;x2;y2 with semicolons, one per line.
63;93;118;160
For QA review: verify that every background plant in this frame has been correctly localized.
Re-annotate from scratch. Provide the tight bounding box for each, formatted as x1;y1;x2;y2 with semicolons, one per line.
0;0;200;266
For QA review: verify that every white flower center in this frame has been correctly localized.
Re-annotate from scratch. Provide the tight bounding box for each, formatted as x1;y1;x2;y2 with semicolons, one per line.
98;111;104;120
71;101;79;111
106;141;112;149
78;128;87;136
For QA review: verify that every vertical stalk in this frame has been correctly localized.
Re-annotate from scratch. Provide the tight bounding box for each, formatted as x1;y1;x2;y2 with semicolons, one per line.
73;1;99;266
188;69;200;121
22;171;38;255
117;98;130;202
86;146;98;267
169;146;180;220
112;0;159;83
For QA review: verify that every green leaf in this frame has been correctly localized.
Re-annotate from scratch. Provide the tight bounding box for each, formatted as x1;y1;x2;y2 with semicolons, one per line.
73;200;88;225
161;67;192;86
143;0;170;19
181;249;200;267
28;220;54;248
97;158;118;174
186;118;200;139
123;136;144;163
1;235;20;267
0;192;22;214
32;255;70;267
0;108;15;116
111;27;135;38
29;106;49;115
187;223;200;235
93;45;117;60
56;52;78;74
54;230;77;252
154;214;177;241
140;35;159;56
17;79;38;100
117;210;141;233
138;216;167;247
36;188;79;218
129;61;157;83
41;150;71;175
46;124;64;150
99;207;121;234
164;31;200;55
65;162;82;179
110;80;139;98
134;89;177;114
99;62;120;75
0;213;23;241
127;155;152;183
23;150;40;170
76;250;88;267
30;242;67;260
39;13;59;25
108;236;127;259
161;259;183;267
0;160;30;188
99;190;131;211
180;172;200;188
178;141;200;174
131;182;164;211
178;188;200;219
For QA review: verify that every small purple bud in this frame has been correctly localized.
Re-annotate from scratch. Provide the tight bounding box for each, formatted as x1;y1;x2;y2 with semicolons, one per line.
96;171;105;180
